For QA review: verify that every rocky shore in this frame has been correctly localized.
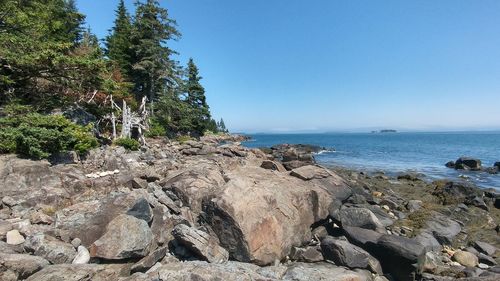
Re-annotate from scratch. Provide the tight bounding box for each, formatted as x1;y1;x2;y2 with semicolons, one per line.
0;135;498;281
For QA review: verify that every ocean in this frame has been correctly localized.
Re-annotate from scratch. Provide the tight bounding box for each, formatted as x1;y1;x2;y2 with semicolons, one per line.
242;132;500;189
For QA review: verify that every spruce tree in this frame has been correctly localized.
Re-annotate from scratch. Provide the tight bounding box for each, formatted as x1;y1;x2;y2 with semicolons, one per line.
130;0;180;107
105;0;133;77
185;58;211;134
219;118;228;133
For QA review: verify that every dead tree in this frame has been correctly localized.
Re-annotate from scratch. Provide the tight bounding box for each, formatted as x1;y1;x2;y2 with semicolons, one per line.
121;96;149;144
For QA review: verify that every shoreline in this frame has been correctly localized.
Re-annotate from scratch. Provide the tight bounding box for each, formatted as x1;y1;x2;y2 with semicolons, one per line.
0;136;498;280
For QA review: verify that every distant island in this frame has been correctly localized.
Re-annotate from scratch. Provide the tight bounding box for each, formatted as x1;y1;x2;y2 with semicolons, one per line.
371;129;397;133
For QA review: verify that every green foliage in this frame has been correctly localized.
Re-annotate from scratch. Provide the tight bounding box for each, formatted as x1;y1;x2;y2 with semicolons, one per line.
144;118;167;137
0;112;98;159
0;0;104;109
130;0;180;102
114;137;140;150
106;0;134;77
176;135;192;143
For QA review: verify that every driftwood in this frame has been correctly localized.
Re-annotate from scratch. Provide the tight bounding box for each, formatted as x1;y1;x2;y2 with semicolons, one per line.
121;96;149;144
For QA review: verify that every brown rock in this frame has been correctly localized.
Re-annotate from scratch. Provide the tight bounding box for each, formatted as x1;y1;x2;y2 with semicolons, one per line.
260;160;287;172
172;224;229;263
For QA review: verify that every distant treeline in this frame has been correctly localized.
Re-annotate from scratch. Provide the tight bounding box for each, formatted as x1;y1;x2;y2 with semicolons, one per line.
0;0;228;138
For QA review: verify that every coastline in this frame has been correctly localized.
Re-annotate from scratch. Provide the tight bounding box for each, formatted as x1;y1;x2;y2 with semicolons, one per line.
0;136;498;280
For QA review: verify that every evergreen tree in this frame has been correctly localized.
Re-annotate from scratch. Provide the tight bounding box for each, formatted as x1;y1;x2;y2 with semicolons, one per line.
218;118;228;133
185;58;211;134
0;0;103;109
130;0;180;107
105;0;133;77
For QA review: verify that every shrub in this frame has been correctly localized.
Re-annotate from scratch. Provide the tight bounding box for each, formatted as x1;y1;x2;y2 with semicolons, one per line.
144;118;166;138
176;135;192;144
0;112;99;159
114;137;140;151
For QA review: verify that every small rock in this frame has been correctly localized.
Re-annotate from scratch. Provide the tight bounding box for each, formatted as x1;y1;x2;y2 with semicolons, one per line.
6;230;25;245
131;177;148;189
71;238;81;248
474;241;497;256
260;160;286;172
30;211;54;225
406;200;423;212
289;245;324;263
24;233;76;264
455;157;482;170
478;263;489;269
452;250;479;267
72;246;90;264
478;253;497;266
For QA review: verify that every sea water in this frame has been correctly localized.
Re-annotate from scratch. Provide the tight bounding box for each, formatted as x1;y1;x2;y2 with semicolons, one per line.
242;132;500;189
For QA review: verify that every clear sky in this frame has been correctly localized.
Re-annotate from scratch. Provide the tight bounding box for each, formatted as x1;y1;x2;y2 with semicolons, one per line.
77;0;500;133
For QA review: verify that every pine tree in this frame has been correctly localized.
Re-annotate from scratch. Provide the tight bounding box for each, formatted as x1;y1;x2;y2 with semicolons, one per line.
185;58;211;134
105;0;133;77
219;118;228;133
130;0;180;107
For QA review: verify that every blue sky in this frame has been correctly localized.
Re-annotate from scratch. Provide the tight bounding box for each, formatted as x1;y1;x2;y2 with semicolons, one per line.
77;0;500;133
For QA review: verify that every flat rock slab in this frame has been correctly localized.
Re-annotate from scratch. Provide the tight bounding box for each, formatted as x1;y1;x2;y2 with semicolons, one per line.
0;253;49;280
25;264;128;281
290;165;331;180
25;233;76;264
90;214;153;260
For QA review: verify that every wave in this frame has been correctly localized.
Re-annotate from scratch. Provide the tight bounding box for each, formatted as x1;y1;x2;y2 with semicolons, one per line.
314;149;336;155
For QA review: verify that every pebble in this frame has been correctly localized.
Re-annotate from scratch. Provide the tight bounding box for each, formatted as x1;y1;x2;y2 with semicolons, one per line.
71;238;82;248
478;263;489;269
6;229;25;245
72;246;90;264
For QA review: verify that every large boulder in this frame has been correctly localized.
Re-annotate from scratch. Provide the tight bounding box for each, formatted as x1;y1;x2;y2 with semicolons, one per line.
339;205;385;232
89;214;153;260
290;165;331;181
172;224;229;263
371;234;426;281
454;157;482;170
204;164;349;265
321;237;382;274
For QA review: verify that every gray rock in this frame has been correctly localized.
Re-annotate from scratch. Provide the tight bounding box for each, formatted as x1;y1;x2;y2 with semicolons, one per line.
423;212;461;245
342;226;382;248
25;264;127;281
478;253;497;266
89;214;153;260
372;234;426;281
455;157;482;170
474;241;498;256
339;205;385;232
289;245;324;263
321;237;382;274
172;224;229;263
415;231;442;252
131;246;168;273
70;238;81;248
407;200;423;212
24;233;76;264
466;196;489;211
0;253;49;279
126;198;153;223
282;262;371;281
